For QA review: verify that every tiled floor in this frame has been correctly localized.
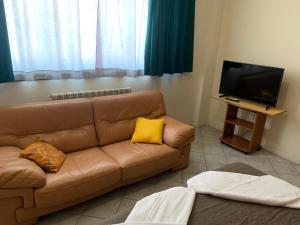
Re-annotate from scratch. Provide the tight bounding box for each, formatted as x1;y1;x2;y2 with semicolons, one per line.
37;126;300;225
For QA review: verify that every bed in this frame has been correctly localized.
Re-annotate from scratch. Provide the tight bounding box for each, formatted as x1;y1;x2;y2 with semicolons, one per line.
99;163;300;225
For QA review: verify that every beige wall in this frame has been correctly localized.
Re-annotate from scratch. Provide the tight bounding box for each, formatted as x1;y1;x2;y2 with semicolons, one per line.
207;0;300;164
0;0;224;126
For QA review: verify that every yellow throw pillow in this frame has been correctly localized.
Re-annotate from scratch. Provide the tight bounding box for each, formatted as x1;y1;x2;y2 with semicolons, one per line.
131;117;164;144
20;138;65;173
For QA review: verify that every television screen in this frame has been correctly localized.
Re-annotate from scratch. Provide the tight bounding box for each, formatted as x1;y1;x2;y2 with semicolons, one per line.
219;60;284;107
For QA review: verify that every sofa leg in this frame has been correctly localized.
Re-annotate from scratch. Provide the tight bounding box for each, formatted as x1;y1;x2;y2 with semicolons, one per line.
0;197;37;225
171;144;191;171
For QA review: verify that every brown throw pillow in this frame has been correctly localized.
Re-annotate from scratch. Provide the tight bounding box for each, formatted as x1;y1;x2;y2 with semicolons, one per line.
20;138;65;173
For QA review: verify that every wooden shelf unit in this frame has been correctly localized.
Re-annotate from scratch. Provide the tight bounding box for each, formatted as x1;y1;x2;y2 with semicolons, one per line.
214;96;286;153
222;135;251;151
225;118;254;131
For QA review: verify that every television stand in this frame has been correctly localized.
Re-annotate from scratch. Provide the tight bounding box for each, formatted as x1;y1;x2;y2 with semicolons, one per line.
213;96;286;153
265;105;272;111
225;96;239;102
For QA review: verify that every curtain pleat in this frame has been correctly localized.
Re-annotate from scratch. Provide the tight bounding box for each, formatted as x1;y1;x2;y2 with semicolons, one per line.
4;0;99;81
95;0;148;77
0;0;14;83
144;0;196;76
4;0;147;81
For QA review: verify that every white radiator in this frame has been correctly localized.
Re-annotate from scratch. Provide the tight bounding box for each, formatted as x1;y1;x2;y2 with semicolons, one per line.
50;87;132;100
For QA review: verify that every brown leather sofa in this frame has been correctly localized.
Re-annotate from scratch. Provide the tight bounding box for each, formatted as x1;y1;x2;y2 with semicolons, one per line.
0;90;195;225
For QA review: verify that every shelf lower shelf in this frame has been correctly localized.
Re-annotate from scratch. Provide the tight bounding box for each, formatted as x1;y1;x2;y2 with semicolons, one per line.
221;135;254;153
226;118;254;131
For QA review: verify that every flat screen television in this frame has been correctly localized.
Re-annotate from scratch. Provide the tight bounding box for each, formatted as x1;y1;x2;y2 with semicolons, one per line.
219;60;284;107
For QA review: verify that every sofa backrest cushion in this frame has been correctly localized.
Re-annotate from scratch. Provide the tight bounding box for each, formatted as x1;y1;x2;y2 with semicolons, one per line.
0;99;98;153
92;91;166;146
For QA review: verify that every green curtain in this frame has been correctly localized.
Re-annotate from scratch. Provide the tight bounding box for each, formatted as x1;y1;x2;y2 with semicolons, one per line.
0;0;14;83
144;0;196;76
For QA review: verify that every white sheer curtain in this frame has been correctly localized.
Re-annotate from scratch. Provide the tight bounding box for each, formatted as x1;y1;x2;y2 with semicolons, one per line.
4;0;148;81
96;0;148;77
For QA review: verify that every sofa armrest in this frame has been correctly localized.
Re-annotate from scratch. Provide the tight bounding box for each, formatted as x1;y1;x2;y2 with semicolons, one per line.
162;116;195;148
0;146;46;189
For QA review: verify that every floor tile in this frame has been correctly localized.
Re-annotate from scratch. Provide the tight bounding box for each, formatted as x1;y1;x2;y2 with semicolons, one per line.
206;163;224;171
277;174;300;187
37;213;79;225
190;142;204;153
76;216;104;225
203;143;225;156
156;171;183;187
294;164;300;175
270;161;299;175
123;181;156;200
118;198;137;213
247;158;274;173
193;133;203;145
60;203;87;216
201;135;221;144
182;162;206;175
267;153;292;164
222;144;247;158
82;191;123;218
226;156;248;164
190;151;206;164
204;154;227;165
200;126;221;137
245;151;269;162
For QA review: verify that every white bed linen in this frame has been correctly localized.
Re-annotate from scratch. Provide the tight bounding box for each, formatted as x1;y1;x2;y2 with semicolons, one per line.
115;187;196;225
187;171;300;209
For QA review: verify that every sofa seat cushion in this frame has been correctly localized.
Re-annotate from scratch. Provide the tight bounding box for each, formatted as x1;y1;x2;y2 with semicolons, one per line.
101;140;180;182
34;147;121;208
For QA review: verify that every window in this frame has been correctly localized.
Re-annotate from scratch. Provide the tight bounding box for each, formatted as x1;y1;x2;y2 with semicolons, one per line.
4;0;148;80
